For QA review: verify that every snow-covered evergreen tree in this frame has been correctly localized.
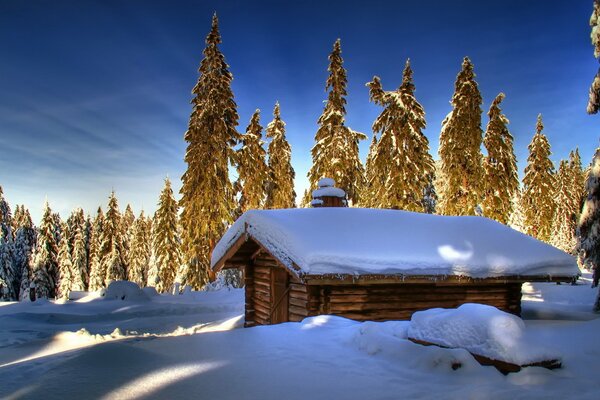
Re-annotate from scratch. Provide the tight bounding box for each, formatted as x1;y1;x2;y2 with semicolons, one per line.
151;178;181;293
88;207;105;291
57;223;74;299
11;205;23;239
550;160;578;253
31;201;59;299
0;186;16;300
364;60;434;211
179;14;239;290
508;190;526;233
577;147;600;312
306;39;366;205
14;208;36;300
438;57;484;216
236;110;268;214
588;0;600;114
482;93;518;224
102;192;126;283
128;211;151;288
362;135;379;208
121;204;135;269
569;149;586;223
265;102;296;209
522;115;556;242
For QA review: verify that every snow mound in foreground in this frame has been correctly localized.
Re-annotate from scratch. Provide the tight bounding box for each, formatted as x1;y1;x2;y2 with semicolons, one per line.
407;304;561;365
103;281;150;302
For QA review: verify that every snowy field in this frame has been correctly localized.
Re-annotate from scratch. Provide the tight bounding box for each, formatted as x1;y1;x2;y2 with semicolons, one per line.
0;276;598;400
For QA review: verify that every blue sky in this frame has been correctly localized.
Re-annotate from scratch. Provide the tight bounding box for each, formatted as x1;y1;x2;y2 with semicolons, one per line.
0;0;598;222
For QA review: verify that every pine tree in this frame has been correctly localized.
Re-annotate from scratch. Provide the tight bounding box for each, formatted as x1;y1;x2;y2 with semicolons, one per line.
102;192;126;283
31;201;59;299
482;93;519;224
522;115;556;242
508;190;526;233
121;204;135;269
306;39;366;205
550;160;578;253
152;178;181;293
71;213;88;292
362;135;379;208
364;60;434;211
14;208;36;300
438;57;484;216
0;186;17;300
577;147;600;312
128;211;151;288
88;207;106;291
179;14;240;290
12;205;23;239
569;149;586;222
589;0;600;114
57;223;74;299
265;102;296;209
236;110;268;214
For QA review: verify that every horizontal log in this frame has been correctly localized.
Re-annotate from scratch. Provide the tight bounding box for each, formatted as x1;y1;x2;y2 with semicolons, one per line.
289;297;307;308
328;285;515;295
304;274;572;285
253;271;270;282
289;305;308;317
289;283;307;292
253;265;272;275
253;290;271;303
254;259;278;268
328;300;511;313
289;290;308;300
254;279;270;290
254;307;270;321
328;293;513;303
253;287;270;299
288;314;304;322
253;297;270;311
254;315;269;326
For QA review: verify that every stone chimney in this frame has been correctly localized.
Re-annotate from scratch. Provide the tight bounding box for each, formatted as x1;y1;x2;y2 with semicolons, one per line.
310;178;348;208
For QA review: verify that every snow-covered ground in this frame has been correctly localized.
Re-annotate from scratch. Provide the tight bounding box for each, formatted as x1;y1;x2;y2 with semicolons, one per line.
0;276;598;400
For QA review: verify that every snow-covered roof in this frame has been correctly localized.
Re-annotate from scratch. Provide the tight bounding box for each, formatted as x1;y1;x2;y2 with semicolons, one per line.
211;208;579;279
312;186;346;198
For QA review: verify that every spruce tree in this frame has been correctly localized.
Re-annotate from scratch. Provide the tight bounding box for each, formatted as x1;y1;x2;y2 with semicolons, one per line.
121;204;135;269
265;102;296;209
569;149;586;222
306;39;366;205
482;93;519;224
151;178;181;293
508;190;526;234
0;186;16;300
438;57;484;216
31;201;59;299
365;60;434;211
236;110;268;214
57;223;74;299
589;0;600;114
71;213;88;291
550;160;577;253
102;192;126;283
15;208;36;300
521;115;556;242
88;207;106;291
179;14;239;289
577;147;600;311
128;211;151;288
362;135;379;208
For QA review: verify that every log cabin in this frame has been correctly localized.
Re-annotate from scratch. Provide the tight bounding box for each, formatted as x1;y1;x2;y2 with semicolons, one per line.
211;182;579;327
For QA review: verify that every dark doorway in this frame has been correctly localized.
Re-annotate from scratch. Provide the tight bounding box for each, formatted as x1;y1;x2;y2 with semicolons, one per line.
270;268;289;324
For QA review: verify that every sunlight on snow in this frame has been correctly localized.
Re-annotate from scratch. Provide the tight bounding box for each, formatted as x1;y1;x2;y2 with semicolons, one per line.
521;282;544;302
437;242;474;263
100;362;227;400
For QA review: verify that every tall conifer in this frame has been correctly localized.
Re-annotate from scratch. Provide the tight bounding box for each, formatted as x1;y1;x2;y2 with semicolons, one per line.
577;147;600;311
15;208;36;300
265;102;296;209
482;93;519;224
550;160;578;253
128;211;151;288
102;192;126;283
179;14;239;289
31;201;58;298
306;39;365;205
88;207;105;291
365;60;434;211
438;57;484;216
0;186;16;300
236;110;268;214
522;115;556;242
151;178;181;293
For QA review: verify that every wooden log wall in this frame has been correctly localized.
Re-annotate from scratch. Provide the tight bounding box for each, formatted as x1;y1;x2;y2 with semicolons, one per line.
307;283;522;322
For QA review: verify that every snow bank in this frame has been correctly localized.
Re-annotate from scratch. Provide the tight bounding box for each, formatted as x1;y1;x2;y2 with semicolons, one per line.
103;281;149;302
407;304;561;365
211;208;579;278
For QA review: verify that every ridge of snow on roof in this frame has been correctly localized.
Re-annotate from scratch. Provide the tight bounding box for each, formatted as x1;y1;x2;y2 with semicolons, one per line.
211;208;579;278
